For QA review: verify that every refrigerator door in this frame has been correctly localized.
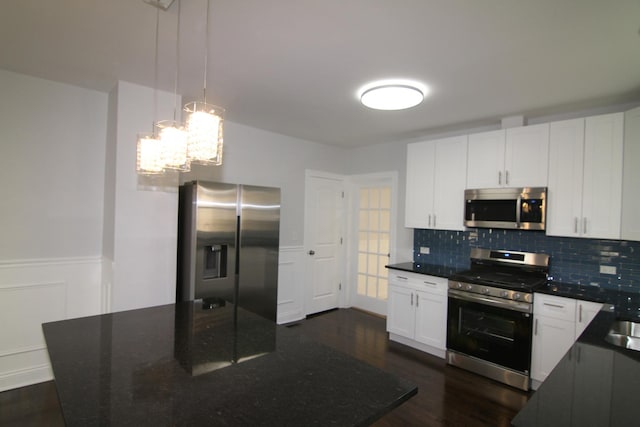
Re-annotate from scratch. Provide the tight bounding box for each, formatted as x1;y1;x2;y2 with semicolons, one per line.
238;185;280;322
179;181;238;303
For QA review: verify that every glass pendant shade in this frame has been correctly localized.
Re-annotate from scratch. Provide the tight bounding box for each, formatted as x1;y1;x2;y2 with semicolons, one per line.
156;120;190;171
184;101;224;165
136;133;165;174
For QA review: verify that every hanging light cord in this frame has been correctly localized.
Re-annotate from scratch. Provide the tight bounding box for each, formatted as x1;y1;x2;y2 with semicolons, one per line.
152;6;160;134
203;0;210;103
172;0;181;122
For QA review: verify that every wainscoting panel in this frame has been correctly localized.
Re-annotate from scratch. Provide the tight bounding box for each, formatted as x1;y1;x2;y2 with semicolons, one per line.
0;257;103;391
277;246;305;324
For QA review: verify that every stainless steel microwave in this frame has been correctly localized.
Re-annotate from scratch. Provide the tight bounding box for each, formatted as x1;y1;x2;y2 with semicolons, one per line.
464;187;546;230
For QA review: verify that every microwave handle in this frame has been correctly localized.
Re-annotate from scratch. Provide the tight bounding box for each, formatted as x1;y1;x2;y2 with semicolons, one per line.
516;195;522;229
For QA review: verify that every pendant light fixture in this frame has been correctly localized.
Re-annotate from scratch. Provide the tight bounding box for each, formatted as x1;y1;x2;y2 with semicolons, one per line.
136;6;164;175
156;0;189;172
183;0;225;166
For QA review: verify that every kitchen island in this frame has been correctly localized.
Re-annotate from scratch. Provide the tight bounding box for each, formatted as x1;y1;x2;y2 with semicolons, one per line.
43;301;417;426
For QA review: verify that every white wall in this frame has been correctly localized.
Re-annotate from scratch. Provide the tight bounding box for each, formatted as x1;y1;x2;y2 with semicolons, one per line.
0;69;107;260
0;70;107;391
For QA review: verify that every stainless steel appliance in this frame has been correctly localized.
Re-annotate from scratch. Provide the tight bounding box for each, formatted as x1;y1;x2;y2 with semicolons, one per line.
446;248;549;390
464;187;546;230
177;181;280;322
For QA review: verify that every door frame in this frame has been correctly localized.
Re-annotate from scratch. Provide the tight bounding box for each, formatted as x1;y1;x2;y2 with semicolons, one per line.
347;171;398;315
303;170;348;315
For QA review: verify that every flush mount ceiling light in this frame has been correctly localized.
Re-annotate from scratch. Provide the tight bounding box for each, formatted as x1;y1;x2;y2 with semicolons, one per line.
358;80;428;111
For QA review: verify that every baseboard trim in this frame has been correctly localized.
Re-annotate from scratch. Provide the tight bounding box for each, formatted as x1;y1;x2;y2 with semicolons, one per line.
389;333;446;359
0;364;53;392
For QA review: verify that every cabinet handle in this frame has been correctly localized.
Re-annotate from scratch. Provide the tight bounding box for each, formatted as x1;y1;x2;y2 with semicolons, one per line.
498;171;502;185
428;214;431;227
579;304;583;323
424;281;437;286
397;276;408;280
506;170;510;185
534;318;538;335
416;294;419;307
543;302;565;309
411;293;414;306
433;215;436;227
583;217;587;234
574;217;578;234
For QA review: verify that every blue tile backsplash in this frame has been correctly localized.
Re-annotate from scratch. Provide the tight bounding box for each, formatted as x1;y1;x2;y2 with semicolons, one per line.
413;228;640;292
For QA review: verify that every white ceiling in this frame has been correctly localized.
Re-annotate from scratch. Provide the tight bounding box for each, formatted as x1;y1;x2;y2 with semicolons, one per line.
2;0;639;147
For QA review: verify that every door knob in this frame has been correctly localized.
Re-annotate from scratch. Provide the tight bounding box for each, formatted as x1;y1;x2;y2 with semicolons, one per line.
308;250;315;255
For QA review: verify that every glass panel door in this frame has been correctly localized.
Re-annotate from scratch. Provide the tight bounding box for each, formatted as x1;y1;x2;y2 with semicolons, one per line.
355;185;392;314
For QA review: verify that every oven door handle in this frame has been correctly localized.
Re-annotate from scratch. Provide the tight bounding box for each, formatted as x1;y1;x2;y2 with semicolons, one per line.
448;289;532;314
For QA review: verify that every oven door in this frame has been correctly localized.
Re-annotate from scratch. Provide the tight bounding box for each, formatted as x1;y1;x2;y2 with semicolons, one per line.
447;290;532;374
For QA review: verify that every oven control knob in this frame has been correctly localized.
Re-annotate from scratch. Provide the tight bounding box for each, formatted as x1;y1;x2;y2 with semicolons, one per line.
501;290;509;298
514;293;522;301
457;282;463;289
466;284;473;291
482;288;490;295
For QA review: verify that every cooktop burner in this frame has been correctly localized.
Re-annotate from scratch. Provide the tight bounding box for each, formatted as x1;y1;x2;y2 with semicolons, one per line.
450;248;550;292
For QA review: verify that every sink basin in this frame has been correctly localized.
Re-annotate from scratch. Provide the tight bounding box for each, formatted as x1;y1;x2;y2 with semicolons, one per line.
605;320;640;351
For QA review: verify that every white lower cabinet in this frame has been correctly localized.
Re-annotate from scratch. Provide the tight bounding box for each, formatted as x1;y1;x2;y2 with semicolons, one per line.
387;271;447;358
530;293;602;388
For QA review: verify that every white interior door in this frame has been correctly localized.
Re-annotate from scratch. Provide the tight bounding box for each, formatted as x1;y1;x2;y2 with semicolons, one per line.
350;173;397;316
304;171;345;316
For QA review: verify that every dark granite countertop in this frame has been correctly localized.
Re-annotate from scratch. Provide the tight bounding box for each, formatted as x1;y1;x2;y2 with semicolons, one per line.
512;308;640;426
43;301;417;426
385;262;461;278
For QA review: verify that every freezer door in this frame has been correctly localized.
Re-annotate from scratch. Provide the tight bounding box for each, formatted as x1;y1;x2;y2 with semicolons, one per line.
238;185;280;322
193;181;238;302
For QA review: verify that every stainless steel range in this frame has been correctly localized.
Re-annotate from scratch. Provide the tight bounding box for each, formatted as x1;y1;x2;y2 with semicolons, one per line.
446;248;549;391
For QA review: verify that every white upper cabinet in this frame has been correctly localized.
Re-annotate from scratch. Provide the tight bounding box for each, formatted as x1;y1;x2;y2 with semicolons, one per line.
467;123;549;188
622;107;640;241
547;112;623;239
467;129;506;188
405;135;467;230
505;123;550;188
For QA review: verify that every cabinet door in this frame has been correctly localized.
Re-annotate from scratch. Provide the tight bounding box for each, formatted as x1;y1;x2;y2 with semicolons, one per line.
405;141;435;228
414;289;447;350
467;129;505;188
622;107;640;241
504;123;549;188
386;285;415;338
575;300;602;338
571;343;613;427
433;135;468;230
582;113;623;239
546;118;585;237
530;315;575;383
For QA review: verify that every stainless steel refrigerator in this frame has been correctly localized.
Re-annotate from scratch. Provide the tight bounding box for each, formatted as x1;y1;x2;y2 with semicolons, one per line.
177;181;280;322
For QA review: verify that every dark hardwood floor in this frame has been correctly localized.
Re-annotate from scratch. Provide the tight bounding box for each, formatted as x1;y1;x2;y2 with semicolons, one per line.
0;308;530;426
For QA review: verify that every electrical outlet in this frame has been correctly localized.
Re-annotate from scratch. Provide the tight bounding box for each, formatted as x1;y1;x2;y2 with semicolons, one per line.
599;265;617;275
419;247;430;254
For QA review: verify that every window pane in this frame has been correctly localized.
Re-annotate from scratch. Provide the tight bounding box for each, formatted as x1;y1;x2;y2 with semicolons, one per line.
359;189;369;209
359;232;368;252
369;189;380;208
369;211;379;230
379;210;390;232
380;187;391;209
358;253;367;275
357;274;367;296
367;254;377;275
367;276;377;298
379;233;390;255
359;210;369;230
368;232;379;253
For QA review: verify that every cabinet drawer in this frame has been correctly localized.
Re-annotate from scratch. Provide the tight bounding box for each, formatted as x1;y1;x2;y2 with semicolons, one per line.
534;294;576;322
388;271;447;295
417;276;447;296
